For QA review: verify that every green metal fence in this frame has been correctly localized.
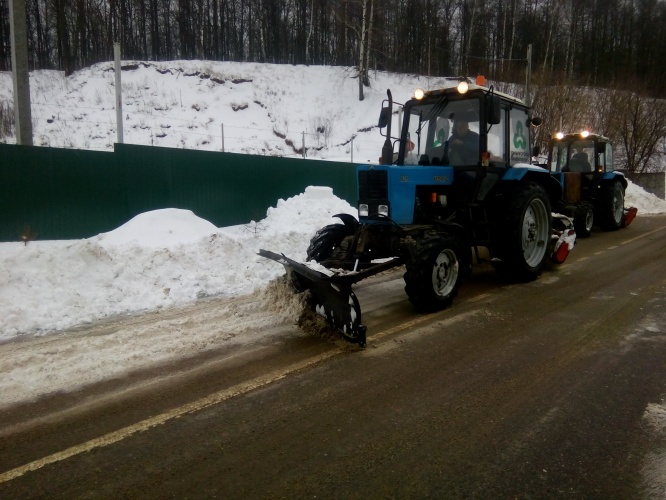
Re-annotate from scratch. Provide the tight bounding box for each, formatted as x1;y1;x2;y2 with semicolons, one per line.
0;143;357;242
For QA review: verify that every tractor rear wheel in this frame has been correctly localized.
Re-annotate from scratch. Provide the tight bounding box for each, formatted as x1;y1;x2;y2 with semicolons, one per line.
306;217;358;263
404;233;462;312
597;181;624;231
573;203;594;238
494;182;552;282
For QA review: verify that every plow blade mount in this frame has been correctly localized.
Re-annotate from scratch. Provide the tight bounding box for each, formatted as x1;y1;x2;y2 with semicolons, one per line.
258;249;367;347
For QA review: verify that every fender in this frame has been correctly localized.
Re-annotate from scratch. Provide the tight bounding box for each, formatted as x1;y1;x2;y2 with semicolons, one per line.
332;213;360;231
501;164;563;204
600;171;628;189
501;163;550;181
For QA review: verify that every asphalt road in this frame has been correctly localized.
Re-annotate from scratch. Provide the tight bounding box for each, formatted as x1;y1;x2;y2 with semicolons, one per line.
1;215;666;499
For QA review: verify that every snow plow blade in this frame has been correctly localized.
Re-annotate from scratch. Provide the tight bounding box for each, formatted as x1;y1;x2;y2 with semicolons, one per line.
623;207;638;227
258;249;369;347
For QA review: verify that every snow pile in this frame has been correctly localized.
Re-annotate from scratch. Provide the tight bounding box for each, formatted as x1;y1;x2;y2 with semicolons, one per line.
97;209;218;248
626;181;666;214
0;186;356;339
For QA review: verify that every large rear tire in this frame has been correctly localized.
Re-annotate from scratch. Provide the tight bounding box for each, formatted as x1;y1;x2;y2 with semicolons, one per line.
404;233;462;312
597;181;624;231
494;182;552;282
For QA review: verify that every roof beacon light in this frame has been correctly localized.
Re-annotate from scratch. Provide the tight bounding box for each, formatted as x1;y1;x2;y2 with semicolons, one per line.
475;75;487;86
457;81;469;94
581;130;590;138
414;88;425;100
555;132;565;140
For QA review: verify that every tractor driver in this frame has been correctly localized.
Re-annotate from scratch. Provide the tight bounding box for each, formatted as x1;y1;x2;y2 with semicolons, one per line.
447;118;480;165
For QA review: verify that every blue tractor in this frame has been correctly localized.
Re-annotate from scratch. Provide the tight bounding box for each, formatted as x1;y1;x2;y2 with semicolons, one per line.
545;132;637;237
260;80;575;347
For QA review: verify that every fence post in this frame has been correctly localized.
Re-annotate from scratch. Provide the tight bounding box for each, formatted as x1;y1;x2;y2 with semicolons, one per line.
221;123;225;152
302;131;306;159
114;43;123;144
351;137;354;163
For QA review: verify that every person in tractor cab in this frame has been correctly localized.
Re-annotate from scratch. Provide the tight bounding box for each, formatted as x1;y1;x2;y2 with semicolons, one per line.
447;117;480;165
568;146;592;172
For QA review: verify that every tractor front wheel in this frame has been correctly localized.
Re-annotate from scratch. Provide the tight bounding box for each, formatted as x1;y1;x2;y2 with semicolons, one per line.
306;216;358;263
404;233;462;312
574;203;594;238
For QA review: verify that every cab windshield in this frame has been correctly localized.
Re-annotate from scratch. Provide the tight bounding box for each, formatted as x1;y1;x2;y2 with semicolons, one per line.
404;98;480;166
551;139;595;173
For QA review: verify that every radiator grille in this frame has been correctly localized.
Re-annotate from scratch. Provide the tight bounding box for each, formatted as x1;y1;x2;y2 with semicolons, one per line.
358;170;388;201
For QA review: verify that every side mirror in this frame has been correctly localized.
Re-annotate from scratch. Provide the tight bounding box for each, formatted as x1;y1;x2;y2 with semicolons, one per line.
529;116;543;127
487;95;501;125
378;107;391;128
532;145;541;157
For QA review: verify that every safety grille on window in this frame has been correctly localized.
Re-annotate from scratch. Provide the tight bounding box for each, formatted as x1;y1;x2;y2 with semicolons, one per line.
358;170;388;200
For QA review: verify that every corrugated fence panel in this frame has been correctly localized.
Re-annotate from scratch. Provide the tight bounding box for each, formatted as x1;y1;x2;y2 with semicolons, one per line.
115;144;357;227
0;144;126;241
1;143;358;242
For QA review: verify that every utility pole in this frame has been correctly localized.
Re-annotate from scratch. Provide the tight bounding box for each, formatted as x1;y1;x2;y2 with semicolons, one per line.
114;43;124;144
525;44;533;107
9;0;33;145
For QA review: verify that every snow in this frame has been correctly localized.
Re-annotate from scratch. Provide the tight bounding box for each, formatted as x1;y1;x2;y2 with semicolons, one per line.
0;60;455;160
1;61;666;409
0;186;356;340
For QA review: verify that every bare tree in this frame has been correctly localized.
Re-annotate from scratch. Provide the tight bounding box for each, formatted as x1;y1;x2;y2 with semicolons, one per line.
610;89;666;175
530;81;592;153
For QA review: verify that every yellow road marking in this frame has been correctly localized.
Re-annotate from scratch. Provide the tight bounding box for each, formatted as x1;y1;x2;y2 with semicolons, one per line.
620;226;666;245
0;350;337;484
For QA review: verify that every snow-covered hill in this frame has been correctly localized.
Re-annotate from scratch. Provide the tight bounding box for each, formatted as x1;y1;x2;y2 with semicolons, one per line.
0;61;454;162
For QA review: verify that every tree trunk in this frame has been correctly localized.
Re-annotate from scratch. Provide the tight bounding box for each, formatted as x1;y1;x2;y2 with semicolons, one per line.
358;0;368;101
363;0;373;86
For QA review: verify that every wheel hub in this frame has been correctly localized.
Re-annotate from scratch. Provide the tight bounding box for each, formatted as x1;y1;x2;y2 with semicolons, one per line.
432;250;459;296
522;199;549;266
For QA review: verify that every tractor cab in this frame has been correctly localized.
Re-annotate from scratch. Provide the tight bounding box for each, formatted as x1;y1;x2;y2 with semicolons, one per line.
379;79;539;170
548;132;614;175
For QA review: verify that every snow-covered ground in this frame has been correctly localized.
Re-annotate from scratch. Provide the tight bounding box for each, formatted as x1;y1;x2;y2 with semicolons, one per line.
0;186;360;406
0;185;357;340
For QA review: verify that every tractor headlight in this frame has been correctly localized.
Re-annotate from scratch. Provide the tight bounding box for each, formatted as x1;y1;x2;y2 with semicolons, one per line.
359;204;369;217
581;130;590;138
414;88;425;100
378;204;389;216
457;81;469;94
555;132;564;140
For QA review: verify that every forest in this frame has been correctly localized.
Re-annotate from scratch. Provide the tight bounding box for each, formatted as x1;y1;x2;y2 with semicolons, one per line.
1;0;666;97
2;0;665;173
